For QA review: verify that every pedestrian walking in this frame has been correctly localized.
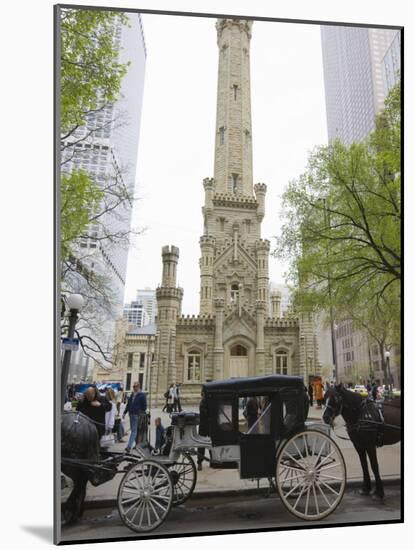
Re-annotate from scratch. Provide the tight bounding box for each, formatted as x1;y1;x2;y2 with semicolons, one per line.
313;379;324;409
77;386;111;438
122;382;147;453
197;390;210;471
308;383;313;406
162;384;173;413
170;384;178;412
104;388;117;436
154;417;166;452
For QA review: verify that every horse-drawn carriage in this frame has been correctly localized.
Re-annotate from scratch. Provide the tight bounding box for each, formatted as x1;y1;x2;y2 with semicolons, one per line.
62;375;347;533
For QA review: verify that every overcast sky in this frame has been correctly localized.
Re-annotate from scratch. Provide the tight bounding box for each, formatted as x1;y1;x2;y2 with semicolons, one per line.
123;13;328;314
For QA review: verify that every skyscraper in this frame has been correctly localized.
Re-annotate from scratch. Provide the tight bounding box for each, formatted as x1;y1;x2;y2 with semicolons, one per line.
61;13;147;380
123;301;150;328
321;26;398;145
382;32;401;93
135;288;158;325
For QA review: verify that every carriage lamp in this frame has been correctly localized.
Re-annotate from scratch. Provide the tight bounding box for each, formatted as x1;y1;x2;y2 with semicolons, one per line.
61;293;84;410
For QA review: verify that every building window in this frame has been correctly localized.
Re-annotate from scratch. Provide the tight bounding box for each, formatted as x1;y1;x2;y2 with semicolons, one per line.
186;351;201;382
127;353;133;370
231;344;247;356
219;126;225;145
126;373;132;391
139;352;145;369
230;284;240;303
275;350;288;375
233;84;238;101
232;173;239;193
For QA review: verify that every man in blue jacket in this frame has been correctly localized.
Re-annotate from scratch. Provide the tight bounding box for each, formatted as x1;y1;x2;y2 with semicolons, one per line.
122;382;147;452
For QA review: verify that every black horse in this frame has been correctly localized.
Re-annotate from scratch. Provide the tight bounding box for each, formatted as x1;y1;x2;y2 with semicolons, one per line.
323;385;400;500
61;411;101;524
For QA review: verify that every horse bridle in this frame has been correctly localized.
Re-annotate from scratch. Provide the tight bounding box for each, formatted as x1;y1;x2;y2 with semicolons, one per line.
324;393;344;424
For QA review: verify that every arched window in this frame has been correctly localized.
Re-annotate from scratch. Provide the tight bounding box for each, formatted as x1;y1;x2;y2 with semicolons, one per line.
186;351;201;382
230;284;240;303
231;344;247;356
275;350;288;375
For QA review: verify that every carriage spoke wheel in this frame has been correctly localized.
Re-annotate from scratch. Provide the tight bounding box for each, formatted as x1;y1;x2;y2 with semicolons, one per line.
276;429;346;521
168;453;197;506
117;459;173;532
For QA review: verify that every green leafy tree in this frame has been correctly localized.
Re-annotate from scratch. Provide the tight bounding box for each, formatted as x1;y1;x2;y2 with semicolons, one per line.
60;8;129;137
60;170;104;261
275;82;401;346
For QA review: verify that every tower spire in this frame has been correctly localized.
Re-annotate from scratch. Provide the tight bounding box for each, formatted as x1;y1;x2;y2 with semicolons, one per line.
214;19;253;196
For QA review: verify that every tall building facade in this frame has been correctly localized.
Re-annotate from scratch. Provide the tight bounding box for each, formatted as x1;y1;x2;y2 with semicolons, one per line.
61;13;147;381
320;24;401;386
123;301;150;328
135;288;158;325
150;19;320;405
321;26;399;145
382;32;401;93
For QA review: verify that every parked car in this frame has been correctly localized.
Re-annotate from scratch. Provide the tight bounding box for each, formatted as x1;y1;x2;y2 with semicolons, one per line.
353;385;368;396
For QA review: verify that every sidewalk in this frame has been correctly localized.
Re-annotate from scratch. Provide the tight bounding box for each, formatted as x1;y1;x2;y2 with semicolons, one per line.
83;404;401;507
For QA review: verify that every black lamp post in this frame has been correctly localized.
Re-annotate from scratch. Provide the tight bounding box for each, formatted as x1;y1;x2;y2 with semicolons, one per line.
61;293;84;409
384;350;392;389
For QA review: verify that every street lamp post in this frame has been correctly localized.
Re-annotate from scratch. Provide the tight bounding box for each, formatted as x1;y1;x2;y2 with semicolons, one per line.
384;350;392;389
61;293;84;409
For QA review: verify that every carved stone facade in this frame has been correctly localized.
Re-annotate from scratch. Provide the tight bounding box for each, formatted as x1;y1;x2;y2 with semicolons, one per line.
151;19;320;405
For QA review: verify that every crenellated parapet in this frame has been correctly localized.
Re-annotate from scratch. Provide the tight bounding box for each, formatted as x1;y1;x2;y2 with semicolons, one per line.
162;245;179;257
256;238;271;253
200;235;216;248
203;177;215;189
265;317;299;328
255;299;267;312
177;314;215;328
254;182;267;194
213;193;258;209
216;18;253;41
156;287;184;300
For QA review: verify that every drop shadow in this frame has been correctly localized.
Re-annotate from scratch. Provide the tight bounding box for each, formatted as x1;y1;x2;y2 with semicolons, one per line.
21;525;54;543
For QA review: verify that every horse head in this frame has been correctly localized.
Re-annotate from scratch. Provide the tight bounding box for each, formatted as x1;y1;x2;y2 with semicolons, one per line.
322;384;344;427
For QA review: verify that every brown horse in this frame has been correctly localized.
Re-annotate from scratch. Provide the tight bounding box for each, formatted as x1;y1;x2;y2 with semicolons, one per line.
323;385;400;499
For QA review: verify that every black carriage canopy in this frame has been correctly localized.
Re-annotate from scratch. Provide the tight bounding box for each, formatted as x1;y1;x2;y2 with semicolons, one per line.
203;374;305;395
203;375;310;442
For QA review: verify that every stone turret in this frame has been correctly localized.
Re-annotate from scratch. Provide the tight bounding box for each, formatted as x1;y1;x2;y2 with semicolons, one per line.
254;182;267;223
153;246;183;404
256;239;270;312
270;290;282;318
199;235;216;314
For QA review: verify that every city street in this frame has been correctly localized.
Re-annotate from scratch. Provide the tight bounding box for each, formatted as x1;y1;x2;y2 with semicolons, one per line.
61;482;401;542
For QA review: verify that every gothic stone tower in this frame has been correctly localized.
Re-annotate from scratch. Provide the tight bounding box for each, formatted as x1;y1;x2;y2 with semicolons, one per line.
152;19;320;405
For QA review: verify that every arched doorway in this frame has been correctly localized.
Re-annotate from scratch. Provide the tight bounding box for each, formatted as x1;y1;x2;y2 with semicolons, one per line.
230;344;248;378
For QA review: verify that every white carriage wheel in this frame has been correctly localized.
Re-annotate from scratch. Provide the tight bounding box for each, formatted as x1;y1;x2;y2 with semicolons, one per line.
168;453;197;506
276;429;346;521
117;459;173;532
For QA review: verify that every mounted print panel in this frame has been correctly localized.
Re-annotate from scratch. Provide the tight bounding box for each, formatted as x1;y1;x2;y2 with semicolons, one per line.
55;4;402;544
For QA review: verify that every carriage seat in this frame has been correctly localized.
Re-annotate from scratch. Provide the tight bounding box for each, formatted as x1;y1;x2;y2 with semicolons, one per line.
171;412;200;427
